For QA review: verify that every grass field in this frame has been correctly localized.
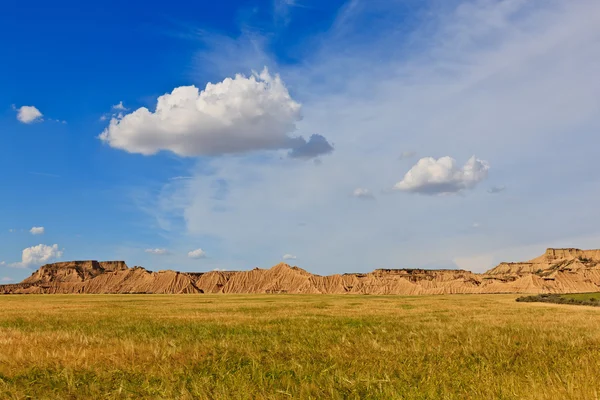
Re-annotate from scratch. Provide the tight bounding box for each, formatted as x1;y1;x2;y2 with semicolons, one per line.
1;295;600;399
562;292;600;301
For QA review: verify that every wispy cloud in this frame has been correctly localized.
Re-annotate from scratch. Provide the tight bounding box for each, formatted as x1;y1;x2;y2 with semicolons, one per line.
135;0;600;273
488;185;506;194
145;248;169;255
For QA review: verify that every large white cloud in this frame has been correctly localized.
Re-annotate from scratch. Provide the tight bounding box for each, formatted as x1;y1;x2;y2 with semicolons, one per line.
394;156;489;195
16;106;43;124
99;69;332;158
12;244;63;268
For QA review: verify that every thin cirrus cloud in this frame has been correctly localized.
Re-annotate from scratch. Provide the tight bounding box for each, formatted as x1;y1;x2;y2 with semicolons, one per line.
187;248;207;259
14;105;43;124
488;185;506;194
394;156;489;195
99;68;333;159
29;226;45;235
144;248;169;255
282;254;297;260
399;151;416;160
113;0;600;274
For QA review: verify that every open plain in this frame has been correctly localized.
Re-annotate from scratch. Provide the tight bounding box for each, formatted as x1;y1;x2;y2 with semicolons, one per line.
1;294;600;399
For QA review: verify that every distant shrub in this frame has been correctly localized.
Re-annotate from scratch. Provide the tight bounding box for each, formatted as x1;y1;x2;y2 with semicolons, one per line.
516;293;600;307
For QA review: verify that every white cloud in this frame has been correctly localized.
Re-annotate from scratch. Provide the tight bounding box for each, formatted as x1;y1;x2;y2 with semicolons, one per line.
145;248;169;255
352;188;374;200
472;222;481;228
0;261;5;266
12;244;63;268
188;248;207;259
15;105;43;124
99;69;332;158
8;229;14;233
1;277;12;283
282;254;297;260
29;226;45;235
394;156;489;195
212;267;227;271
112;101;127;111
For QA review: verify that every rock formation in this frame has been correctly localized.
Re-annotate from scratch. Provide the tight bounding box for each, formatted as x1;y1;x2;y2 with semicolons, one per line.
2;248;600;295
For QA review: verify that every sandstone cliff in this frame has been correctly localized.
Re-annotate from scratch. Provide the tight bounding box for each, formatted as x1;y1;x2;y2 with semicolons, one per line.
2;248;600;295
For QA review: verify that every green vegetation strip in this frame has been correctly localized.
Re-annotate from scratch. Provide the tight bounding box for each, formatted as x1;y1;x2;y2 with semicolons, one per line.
516;292;600;306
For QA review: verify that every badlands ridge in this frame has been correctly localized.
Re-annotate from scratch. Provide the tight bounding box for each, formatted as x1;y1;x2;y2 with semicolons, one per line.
2;248;600;295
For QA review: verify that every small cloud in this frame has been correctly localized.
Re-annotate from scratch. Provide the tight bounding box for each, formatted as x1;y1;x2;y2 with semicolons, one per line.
394;156;489;195
29;227;45;235
99;115;108;121
352;188;375;200
487;185;506;194
145;248;169;255
15;105;43;124
8;229;14;233
112;101;128;111
399;151;416;160
0;261;5;266
188;248;207;259
212;268;227;271
288;134;334;159
282;254;297;260
472;222;481;228
11;244;63;268
1;277;12;282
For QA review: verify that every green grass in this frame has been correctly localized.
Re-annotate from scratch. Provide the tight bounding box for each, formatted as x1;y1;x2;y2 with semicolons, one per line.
0;294;600;399
561;292;600;301
516;292;600;306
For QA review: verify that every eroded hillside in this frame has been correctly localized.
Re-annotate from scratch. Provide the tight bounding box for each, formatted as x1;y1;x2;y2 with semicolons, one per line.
2;248;600;294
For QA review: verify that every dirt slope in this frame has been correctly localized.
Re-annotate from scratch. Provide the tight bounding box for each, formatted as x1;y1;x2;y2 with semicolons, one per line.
3;248;600;295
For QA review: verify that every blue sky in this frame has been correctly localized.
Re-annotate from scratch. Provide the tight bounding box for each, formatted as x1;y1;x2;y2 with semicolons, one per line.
2;0;600;282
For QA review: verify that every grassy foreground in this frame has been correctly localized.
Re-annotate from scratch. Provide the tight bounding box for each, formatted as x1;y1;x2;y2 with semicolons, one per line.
1;295;600;399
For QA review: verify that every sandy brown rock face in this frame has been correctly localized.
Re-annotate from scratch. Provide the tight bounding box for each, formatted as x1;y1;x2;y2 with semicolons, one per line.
3;248;600;295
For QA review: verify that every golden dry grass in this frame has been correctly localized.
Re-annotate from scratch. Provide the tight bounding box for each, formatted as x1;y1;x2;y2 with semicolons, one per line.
0;294;599;399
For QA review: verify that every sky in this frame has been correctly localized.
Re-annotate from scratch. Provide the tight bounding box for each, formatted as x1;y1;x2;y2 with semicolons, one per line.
1;0;600;282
